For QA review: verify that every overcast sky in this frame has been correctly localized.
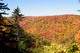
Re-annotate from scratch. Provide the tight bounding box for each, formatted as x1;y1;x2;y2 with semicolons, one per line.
1;0;80;17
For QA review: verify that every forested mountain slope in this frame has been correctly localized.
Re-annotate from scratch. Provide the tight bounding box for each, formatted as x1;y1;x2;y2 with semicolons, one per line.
19;15;80;44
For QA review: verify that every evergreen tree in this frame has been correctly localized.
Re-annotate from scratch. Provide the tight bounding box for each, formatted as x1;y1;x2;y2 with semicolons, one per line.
12;6;23;41
0;0;10;25
0;0;22;53
12;6;23;17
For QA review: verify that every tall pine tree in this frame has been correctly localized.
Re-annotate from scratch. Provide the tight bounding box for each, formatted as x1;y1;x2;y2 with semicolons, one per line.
12;6;23;41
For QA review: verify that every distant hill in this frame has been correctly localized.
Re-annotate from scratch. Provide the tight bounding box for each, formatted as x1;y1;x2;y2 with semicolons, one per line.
8;14;80;44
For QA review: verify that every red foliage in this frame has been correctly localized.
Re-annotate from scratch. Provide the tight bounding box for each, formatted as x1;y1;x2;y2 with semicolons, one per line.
19;15;80;44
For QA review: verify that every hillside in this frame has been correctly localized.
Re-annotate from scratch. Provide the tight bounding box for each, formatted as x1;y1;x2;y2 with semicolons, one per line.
19;14;80;44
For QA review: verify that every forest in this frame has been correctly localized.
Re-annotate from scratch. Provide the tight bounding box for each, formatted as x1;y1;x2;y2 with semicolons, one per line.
0;0;80;53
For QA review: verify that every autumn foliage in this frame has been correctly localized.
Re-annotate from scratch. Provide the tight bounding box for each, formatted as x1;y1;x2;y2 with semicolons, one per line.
19;15;80;44
0;17;16;48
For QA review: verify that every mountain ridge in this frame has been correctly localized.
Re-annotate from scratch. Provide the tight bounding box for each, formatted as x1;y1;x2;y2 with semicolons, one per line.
18;14;80;44
6;14;80;44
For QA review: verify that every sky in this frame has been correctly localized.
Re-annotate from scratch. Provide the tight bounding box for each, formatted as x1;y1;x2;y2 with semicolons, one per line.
1;0;80;17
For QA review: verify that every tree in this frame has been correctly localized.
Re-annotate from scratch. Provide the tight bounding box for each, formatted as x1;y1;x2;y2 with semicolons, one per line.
0;0;21;53
0;0;10;45
12;6;23;17
12;6;23;41
0;0;10;25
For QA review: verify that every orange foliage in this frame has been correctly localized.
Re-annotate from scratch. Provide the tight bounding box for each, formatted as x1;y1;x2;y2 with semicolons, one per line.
19;15;80;44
